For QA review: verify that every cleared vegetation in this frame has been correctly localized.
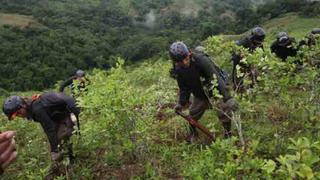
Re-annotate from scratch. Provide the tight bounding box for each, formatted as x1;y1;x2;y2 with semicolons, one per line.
0;13;42;28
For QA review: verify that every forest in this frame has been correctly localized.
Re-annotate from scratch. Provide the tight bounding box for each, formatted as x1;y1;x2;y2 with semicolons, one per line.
0;0;319;91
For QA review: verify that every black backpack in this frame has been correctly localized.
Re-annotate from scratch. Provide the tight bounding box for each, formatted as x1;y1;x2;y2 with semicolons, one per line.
194;52;230;85
36;92;80;120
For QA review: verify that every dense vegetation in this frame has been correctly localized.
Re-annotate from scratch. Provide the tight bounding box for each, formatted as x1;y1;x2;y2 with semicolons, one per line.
1;13;320;179
0;0;319;91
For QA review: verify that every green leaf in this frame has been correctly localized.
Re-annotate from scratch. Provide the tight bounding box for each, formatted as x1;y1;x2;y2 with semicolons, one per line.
262;160;276;174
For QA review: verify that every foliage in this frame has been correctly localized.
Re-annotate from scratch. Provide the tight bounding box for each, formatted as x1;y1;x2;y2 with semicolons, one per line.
0;0;319;91
0;1;320;179
1;32;320;178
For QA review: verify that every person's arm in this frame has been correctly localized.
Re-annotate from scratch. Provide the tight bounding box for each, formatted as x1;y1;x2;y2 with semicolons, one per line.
34;109;59;153
270;41;277;54
59;77;74;92
176;78;191;106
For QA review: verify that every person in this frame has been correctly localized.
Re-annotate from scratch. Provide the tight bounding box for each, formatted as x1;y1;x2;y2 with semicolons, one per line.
59;69;90;97
0;131;17;175
270;32;299;61
2;92;80;176
306;28;320;47
231;27;266;92
169;41;238;143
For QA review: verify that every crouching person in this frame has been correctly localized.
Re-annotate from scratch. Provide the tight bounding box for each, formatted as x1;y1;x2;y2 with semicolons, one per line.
2;92;80;177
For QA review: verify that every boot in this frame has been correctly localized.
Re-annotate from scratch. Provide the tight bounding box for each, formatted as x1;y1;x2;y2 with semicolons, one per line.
45;163;60;180
222;121;232;139
223;131;232;139
68;154;76;164
67;143;75;164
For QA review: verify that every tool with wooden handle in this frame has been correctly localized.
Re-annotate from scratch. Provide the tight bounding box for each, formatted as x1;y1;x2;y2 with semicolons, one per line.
175;110;215;141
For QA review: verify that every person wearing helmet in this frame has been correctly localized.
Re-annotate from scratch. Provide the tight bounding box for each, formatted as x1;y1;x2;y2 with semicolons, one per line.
0;131;17;175
270;32;299;61
59;69;90;97
2;92;79;177
307;28;320;47
169;41;238;143
194;46;206;54
236;27;266;52
231;27;266;92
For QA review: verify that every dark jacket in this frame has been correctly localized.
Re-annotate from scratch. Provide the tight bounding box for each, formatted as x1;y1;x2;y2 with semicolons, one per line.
175;53;231;106
231;36;263;89
27;92;79;152
270;39;298;61
236;36;264;52
59;76;90;94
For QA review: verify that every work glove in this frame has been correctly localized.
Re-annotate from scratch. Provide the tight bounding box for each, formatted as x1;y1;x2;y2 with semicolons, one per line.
70;113;77;124
50;152;63;162
174;104;183;112
225;98;239;112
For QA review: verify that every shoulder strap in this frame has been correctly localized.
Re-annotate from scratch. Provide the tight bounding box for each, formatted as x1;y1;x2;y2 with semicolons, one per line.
31;94;41;101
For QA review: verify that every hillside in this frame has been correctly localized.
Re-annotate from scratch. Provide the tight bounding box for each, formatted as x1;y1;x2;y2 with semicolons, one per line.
1;13;320;179
0;0;319;92
223;13;320;42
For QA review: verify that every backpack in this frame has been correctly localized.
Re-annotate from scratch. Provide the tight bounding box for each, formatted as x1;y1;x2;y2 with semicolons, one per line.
32;92;80;120
41;92;78;111
194;51;230;85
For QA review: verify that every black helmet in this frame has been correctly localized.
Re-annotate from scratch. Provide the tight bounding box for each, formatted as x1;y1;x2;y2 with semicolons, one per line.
194;46;205;53
3;96;24;120
76;69;85;77
277;32;290;46
311;28;320;35
169;41;190;62
251;27;266;43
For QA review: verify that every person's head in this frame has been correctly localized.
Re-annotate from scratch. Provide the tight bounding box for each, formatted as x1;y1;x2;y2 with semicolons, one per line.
251;27;266;45
169;41;191;67
2;96;28;120
194;46;205;53
75;69;85;80
277;32;291;46
311;28;320;35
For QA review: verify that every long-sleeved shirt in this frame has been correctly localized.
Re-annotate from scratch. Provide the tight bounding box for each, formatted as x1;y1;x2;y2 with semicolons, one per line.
175;52;231;106
59;76;90;96
270;40;298;61
231;36;264;88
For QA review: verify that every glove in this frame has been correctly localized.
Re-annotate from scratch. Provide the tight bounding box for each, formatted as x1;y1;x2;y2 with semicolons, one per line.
70;113;77;124
50;152;63;162
225;98;239;112
174;104;183;112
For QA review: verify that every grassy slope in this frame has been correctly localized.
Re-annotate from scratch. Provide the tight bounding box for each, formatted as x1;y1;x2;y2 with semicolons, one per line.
0;13;320;179
223;13;320;43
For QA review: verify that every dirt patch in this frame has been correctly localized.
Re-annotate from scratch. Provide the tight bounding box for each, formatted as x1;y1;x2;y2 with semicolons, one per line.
267;104;289;123
0;13;42;28
93;163;144;180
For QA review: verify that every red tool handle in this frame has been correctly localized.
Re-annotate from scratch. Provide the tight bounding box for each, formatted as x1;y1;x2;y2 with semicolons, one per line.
175;111;215;141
